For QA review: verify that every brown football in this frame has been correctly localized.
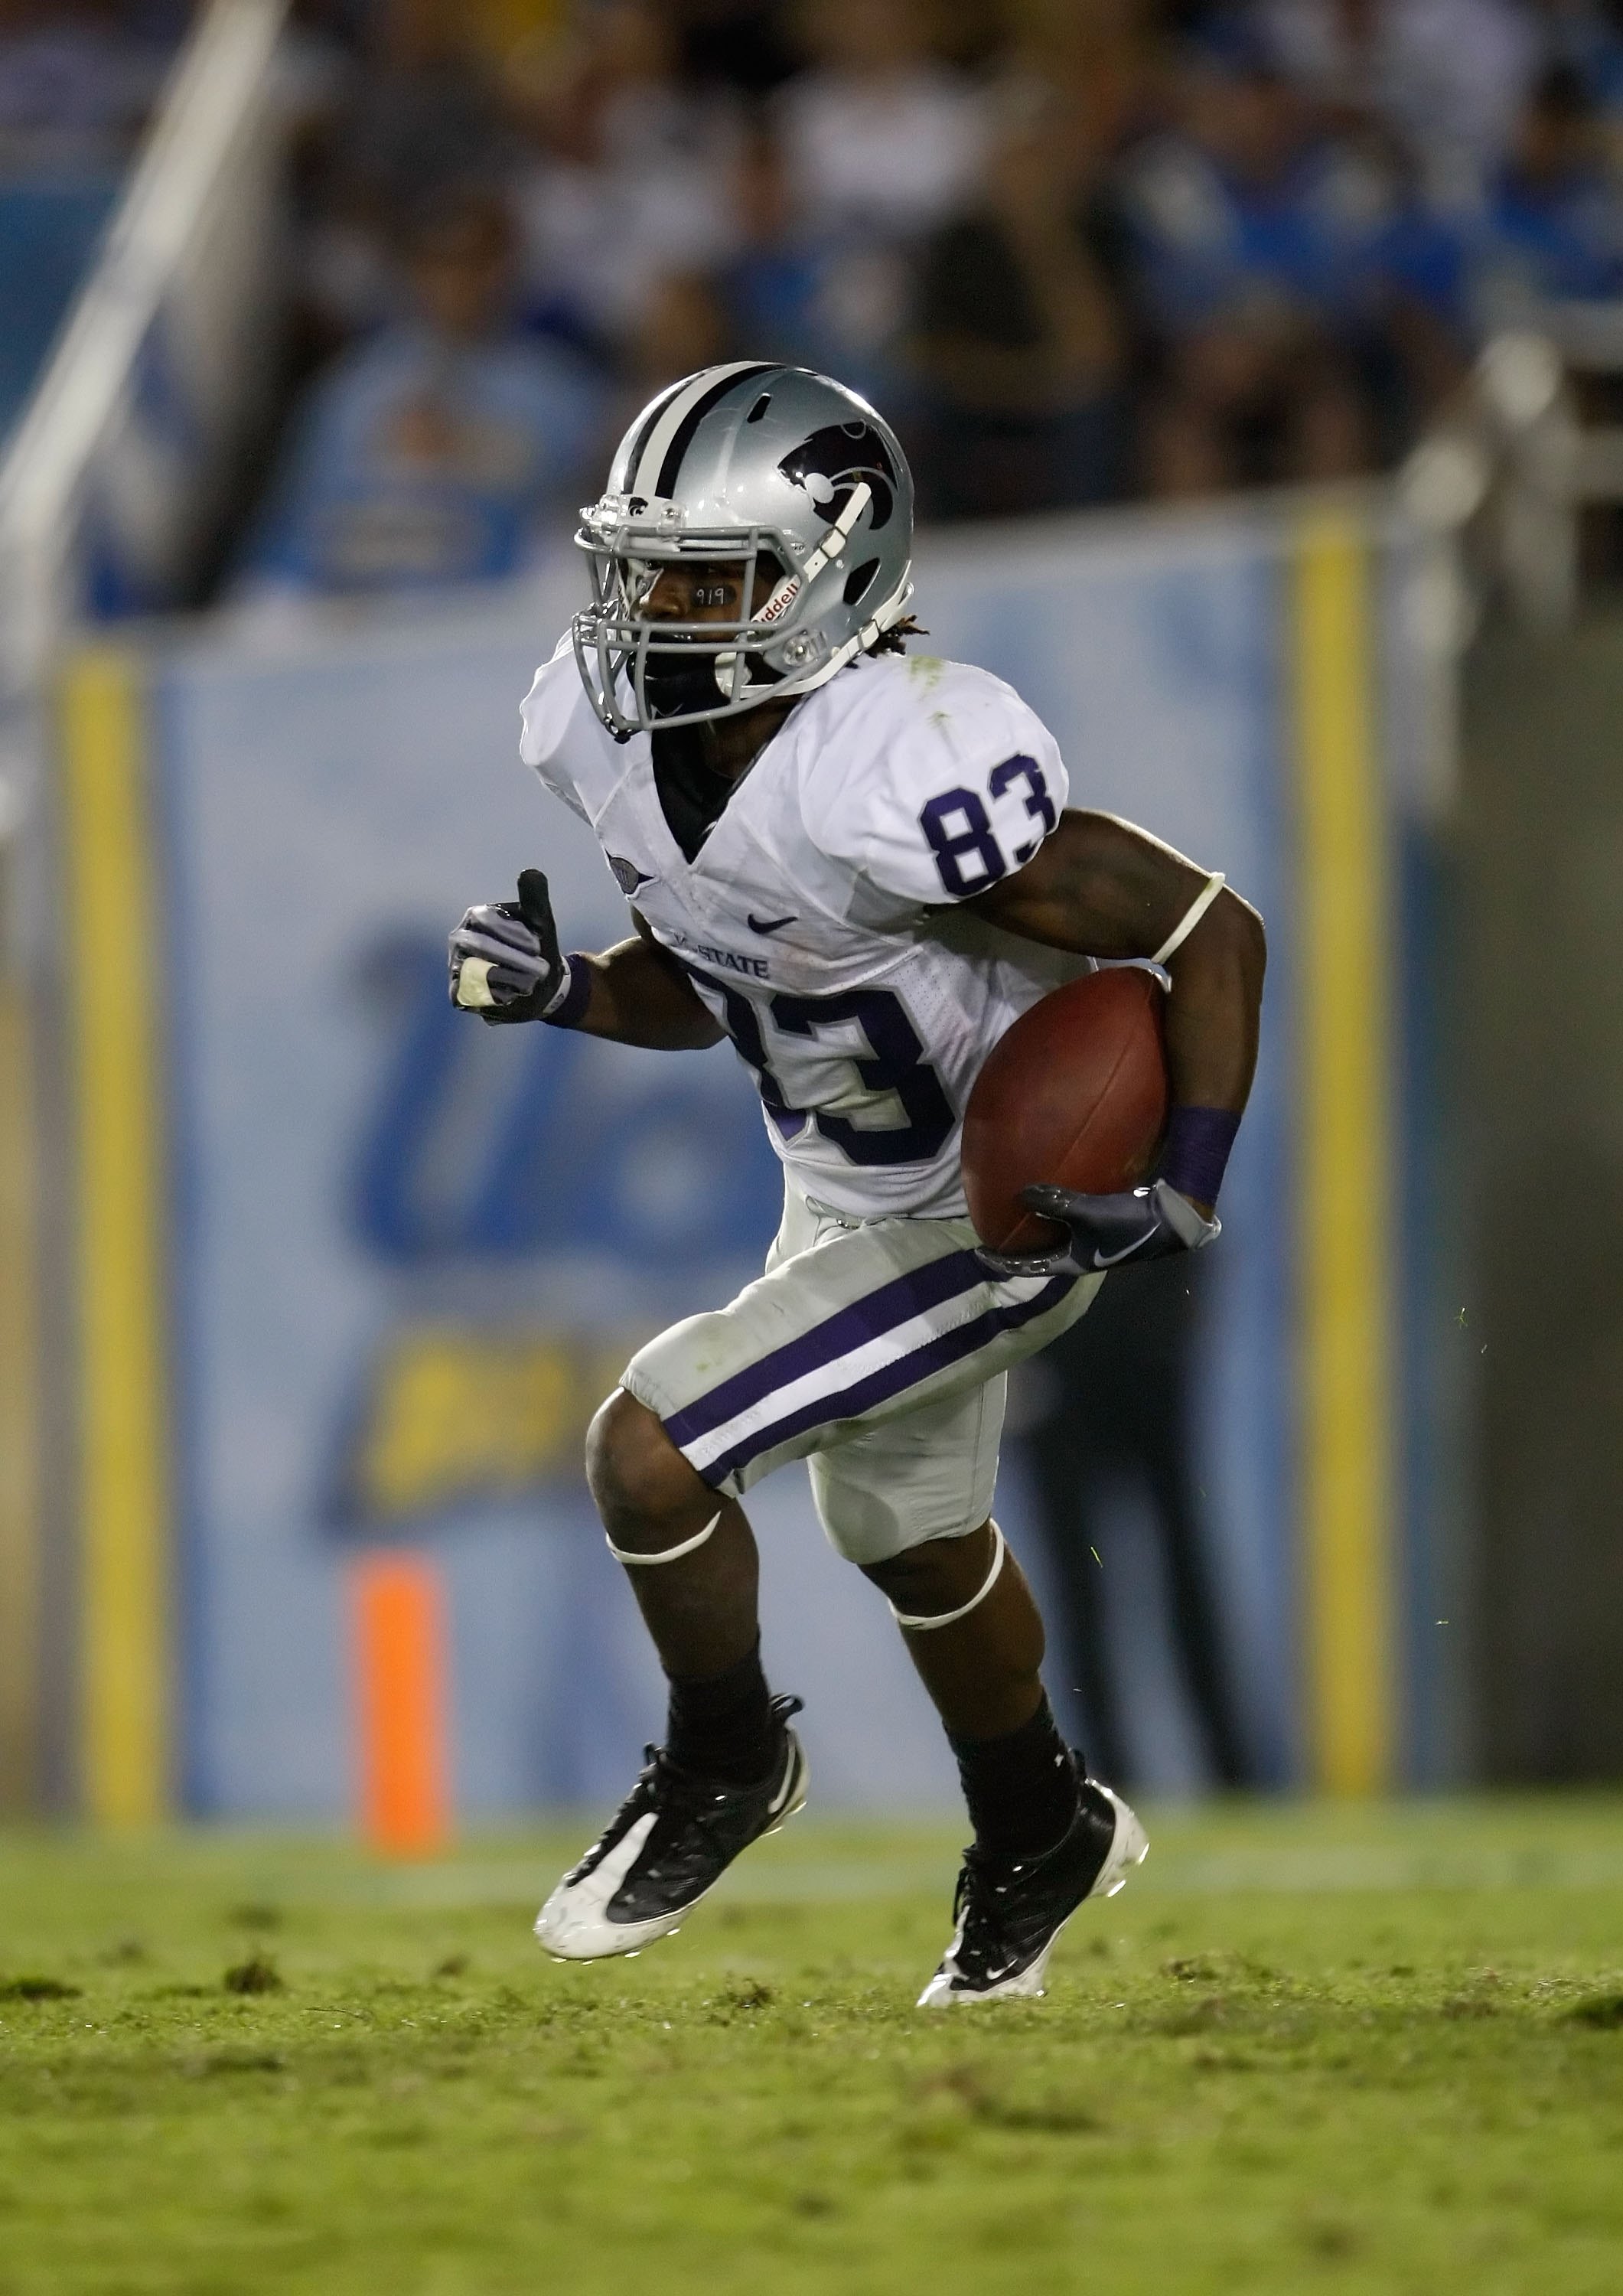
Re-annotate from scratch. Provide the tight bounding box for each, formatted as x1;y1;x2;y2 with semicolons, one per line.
962;967;1171;1254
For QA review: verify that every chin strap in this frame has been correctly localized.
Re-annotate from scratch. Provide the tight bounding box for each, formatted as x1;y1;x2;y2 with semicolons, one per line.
797;481;872;587
605;1512;721;1567
720;482;882;705
889;1523;1007;1632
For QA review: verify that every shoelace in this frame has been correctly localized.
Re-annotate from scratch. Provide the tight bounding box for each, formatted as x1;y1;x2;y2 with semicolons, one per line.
950;1846;1039;1978
589;1695;805;1866
632;1694;804;1825
640;1747;729;1818
622;1705;803;1888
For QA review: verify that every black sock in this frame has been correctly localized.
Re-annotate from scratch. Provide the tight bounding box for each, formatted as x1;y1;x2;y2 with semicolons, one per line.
948;1694;1081;1858
666;1639;777;1784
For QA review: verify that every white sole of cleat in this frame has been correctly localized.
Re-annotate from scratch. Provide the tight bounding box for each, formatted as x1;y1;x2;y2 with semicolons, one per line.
917;1785;1149;2008
534;1740;810;1963
1091;1784;1150;1900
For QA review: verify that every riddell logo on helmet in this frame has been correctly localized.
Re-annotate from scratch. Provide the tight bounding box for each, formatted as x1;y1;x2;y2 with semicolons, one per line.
756;576;801;626
778;424;897;530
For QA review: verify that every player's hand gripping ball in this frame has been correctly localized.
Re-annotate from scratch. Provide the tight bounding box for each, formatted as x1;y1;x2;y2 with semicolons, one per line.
987;1177;1219;1277
962;966;1217;1275
448;868;564;1026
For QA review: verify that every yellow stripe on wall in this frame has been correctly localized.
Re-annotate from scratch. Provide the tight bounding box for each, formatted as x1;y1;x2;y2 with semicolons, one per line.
0;944;41;1812
1291;512;1393;1795
61;649;170;1825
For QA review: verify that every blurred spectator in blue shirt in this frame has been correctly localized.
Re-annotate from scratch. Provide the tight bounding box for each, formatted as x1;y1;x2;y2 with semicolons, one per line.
1117;34;1469;494
240;190;602;602
1472;61;1623;328
1118;38;1379;491
1253;0;1540;203
1123;36;1402;339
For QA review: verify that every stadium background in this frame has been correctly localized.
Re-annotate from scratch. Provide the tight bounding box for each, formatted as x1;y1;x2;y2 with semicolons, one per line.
0;0;1618;1837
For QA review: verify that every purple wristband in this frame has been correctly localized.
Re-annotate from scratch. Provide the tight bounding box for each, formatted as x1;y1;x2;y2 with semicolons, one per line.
543;953;595;1029
1159;1105;1240;1208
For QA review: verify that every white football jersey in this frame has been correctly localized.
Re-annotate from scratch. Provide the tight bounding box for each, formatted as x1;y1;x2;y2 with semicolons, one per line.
519;642;1085;1219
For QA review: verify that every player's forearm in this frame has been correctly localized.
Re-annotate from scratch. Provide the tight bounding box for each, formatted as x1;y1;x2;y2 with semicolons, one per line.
970;807;1266;1114
1161;897;1266;1117
570;936;725;1050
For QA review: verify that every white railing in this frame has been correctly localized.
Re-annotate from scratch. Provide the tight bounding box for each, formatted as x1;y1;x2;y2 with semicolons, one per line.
1401;308;1623;631
0;0;288;820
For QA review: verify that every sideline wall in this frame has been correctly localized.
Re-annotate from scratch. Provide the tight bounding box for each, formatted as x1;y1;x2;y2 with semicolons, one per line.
20;494;1455;1818
1462;615;1623;1779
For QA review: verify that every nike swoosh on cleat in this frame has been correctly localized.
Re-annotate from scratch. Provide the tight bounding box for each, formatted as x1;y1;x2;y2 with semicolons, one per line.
746;912;798;935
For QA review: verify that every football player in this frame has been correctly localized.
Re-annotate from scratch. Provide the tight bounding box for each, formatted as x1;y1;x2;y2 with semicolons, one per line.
448;363;1266;2004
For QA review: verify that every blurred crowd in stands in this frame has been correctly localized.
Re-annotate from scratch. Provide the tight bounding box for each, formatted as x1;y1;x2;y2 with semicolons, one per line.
10;0;1623;597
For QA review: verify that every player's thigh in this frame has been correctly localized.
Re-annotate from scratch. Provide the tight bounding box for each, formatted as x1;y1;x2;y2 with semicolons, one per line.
809;1372;1007;1565
619;1194;966;1495
619;1186;1102;1504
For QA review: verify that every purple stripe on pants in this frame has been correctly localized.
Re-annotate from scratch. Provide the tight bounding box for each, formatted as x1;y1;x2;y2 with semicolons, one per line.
662;1244;989;1450
684;1274;1079;1489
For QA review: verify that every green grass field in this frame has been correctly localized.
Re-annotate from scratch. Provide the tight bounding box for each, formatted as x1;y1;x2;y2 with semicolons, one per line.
2;1799;1621;2296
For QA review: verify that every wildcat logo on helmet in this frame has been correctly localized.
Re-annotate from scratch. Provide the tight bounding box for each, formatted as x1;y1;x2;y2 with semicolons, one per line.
608;855;653;896
778;423;898;532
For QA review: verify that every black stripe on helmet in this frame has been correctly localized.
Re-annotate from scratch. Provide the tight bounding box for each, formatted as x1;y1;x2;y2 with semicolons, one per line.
653;363;780;501
617;376;690;494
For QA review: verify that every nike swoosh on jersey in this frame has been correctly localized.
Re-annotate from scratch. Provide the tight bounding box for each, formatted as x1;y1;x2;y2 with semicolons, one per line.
747;912;798;935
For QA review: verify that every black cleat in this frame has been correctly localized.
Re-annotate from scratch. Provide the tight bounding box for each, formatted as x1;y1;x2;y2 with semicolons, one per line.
918;1773;1149;2006
535;1694;807;1960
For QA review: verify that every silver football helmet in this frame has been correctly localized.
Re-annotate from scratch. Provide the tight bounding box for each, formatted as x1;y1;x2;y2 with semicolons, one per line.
573;362;914;735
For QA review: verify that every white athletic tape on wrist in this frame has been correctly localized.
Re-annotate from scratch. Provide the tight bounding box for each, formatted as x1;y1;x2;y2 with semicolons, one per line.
605;1511;721;1567
455;952;575;1016
889;1523;1007;1632
1152;872;1225;967
455;957;496;1009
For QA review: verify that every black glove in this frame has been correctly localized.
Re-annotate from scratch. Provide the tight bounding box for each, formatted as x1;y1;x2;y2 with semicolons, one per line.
448;869;565;1027
978;1178;1220;1280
